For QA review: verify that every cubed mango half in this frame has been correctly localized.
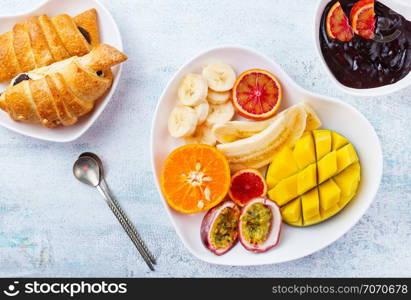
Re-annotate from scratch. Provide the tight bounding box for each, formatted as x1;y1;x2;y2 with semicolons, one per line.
266;129;361;227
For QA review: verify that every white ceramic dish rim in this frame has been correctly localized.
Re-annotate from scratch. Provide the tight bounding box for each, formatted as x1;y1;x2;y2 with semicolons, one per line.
0;0;123;142
150;45;383;266
314;0;411;97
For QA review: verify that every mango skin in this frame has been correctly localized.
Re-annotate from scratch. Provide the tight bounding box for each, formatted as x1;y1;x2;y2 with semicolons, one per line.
266;130;360;227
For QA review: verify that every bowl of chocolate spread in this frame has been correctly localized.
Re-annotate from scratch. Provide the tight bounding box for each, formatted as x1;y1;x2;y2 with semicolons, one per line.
315;0;411;96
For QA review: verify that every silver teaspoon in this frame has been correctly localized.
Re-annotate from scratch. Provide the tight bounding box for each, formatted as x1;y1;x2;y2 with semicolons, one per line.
79;152;156;265
73;155;155;271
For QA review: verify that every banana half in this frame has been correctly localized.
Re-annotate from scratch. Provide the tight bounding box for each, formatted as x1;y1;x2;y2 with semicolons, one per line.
213;102;321;144
217;104;308;172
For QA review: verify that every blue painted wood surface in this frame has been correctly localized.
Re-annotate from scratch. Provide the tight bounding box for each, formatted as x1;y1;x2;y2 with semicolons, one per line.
0;0;410;277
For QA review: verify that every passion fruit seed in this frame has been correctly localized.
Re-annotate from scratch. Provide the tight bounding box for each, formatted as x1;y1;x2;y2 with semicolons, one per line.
240;203;272;245
210;207;239;249
201;201;241;255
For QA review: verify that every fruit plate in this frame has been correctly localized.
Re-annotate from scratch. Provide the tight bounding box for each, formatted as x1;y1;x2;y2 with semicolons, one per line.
314;0;411;96
151;46;383;266
0;0;123;142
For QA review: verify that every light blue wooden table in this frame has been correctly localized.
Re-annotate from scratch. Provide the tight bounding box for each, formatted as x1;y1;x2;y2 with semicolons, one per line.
0;0;410;277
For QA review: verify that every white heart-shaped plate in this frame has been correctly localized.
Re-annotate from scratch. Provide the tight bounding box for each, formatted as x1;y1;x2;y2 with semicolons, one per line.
0;0;123;142
151;46;383;266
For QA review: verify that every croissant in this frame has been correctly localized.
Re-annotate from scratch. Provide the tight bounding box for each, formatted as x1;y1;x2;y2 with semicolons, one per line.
0;9;99;82
0;44;127;128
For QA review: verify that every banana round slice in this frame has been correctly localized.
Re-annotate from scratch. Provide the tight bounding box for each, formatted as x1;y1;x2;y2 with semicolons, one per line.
206;101;235;126
202;63;236;92
194;100;210;125
177;73;208;106
207;90;231;105
168;106;198;138
184;124;217;146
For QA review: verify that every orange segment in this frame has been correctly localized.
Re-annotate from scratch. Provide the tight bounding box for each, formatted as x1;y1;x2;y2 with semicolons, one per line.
232;69;282;120
160;144;231;214
326;1;354;42
350;0;375;39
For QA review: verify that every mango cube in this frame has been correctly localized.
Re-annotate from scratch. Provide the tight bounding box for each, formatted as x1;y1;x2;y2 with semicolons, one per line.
268;173;298;206
313;130;331;160
334;162;361;196
317;151;337;184
301;188;320;220
319;179;341;211
297;164;317;195
293;132;316;169
332;131;349;150
320;204;341;220
266;146;298;188
336;143;358;173
281;198;302;226
304;215;322;226
338;189;357;208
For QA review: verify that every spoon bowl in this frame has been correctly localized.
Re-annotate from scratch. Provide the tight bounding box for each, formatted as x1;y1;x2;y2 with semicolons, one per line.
73;152;156;270
80;152;105;176
73;156;101;187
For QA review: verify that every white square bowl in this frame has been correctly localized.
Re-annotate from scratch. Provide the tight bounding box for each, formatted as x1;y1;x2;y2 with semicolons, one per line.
0;0;123;142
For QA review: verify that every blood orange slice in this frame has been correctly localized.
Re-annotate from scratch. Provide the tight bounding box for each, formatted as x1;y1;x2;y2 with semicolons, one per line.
160;144;230;214
232;69;282;120
350;0;375;39
228;168;267;207
326;1;354;42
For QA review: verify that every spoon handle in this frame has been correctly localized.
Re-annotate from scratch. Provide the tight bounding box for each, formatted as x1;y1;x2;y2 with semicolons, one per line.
96;185;155;271
100;179;156;264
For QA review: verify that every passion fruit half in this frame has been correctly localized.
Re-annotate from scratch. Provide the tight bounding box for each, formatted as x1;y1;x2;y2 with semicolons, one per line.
238;197;282;253
200;200;241;256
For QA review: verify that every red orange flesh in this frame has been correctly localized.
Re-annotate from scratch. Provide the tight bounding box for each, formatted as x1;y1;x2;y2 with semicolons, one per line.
232;69;282;120
326;1;354;42
351;0;375;39
229;168;268;207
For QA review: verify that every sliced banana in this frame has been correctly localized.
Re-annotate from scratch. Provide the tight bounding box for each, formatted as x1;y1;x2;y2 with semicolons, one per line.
202;63;236;92
194;100;210;125
207;89;231;105
168;106;198;138
184;124;217;146
206;101;235;126
177;73;208;106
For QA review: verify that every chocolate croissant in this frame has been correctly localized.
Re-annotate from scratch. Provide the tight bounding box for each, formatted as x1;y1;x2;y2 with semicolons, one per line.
0;9;99;82
0;44;127;128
